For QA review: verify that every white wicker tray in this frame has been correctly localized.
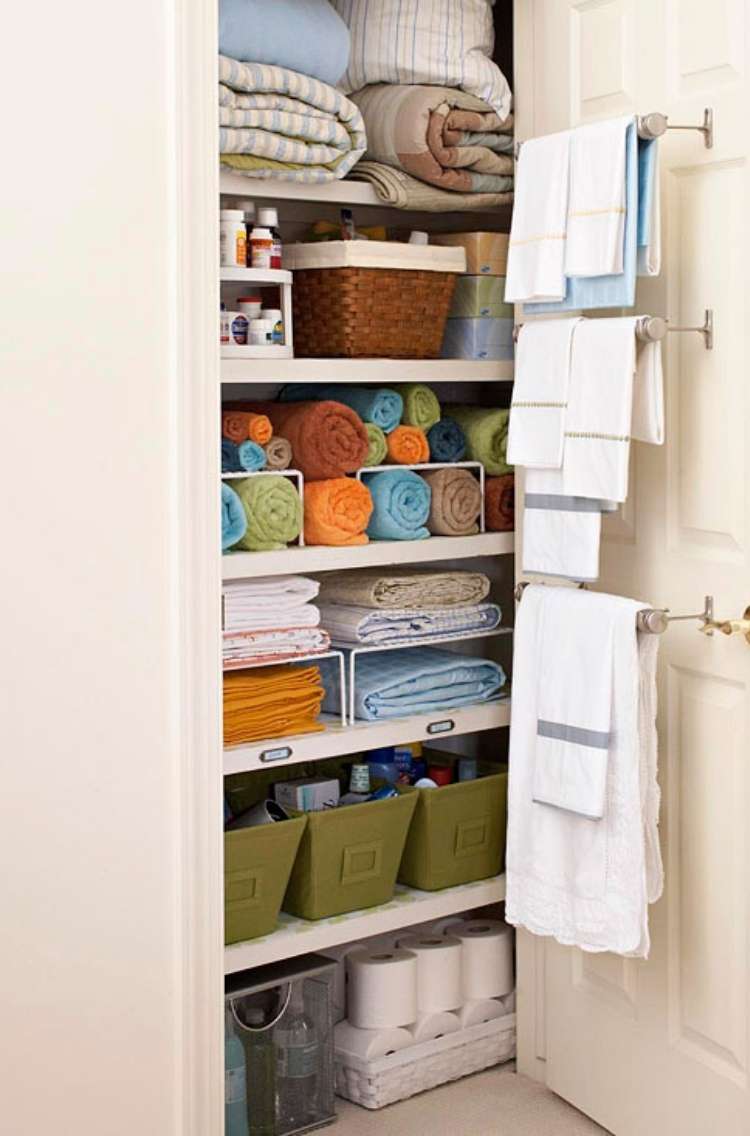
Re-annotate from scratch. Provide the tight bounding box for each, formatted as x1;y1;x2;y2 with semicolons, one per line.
334;1012;516;1110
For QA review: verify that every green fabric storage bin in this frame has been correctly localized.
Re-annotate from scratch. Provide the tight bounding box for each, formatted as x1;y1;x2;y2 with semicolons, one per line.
397;771;507;891
224;814;307;944
283;791;418;921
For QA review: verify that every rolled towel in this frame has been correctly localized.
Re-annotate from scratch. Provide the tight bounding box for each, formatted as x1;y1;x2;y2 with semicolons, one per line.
386;425;430;465
231;475;302;551
366;469;431;541
237;440;266;472
221;409;273;445
421;468;481;536
226;400;369;480
222;438;241;473
485;474;515;531
280;384;403;434
446;406;510;475
364;422;387;467
399;383;441;431
221;482;247;551
304;478;373;546
263;436;293;471
427;417;466;463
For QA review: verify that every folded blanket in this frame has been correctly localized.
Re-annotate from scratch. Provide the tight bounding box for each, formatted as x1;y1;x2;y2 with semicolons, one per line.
223;627;331;669
219;57;366;184
304;478;373;546
280;384;403;434
222;410;273;445
427;418;466;463
485;475;515;532
366;469;431;541
223;663;326;745
319;601;502;647
316;568;491;609
352;84;513;194
421;468;482;536
364;423;387;467
263;436;293;471
221;483;248;551
219;0;351;88
231;475;302;551
386;425;429;465
222;576;320;632
446;406;511;476
324;646;506;721
350;160;514;212
227;400;369;480
399;384;441;431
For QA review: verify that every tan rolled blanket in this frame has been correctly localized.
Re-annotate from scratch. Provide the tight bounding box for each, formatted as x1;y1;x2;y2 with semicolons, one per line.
349;160;514;212
315;568;490;609
421;468;482;537
264;436;293;471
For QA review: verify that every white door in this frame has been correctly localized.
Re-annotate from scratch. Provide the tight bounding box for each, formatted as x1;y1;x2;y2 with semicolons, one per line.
513;2;750;1134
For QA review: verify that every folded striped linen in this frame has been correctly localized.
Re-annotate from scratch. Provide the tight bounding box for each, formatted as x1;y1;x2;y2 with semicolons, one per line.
223;627;331;669
421;468;482;537
221;483;248;551
280;384;403;434
319;602;502;647
219;57;366;184
365;469;431;541
227;400;369;480
427;418;466;463
351;84;513;195
445;406;510;476
350;160;514;212
230;475;302;551
316;569;490;609
223;663;326;745
323;647;506;721
222;576;320;633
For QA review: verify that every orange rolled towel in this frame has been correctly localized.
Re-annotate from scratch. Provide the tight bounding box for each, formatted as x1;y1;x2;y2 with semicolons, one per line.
386;425;430;465
485;474;515;531
225;400;369;480
223;663;325;746
222;409;273;445
304;478;373;546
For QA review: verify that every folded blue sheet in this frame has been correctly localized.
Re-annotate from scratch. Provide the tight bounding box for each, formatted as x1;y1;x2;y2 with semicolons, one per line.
323;646;507;721
365;469;431;541
219;0;351;87
280;383;403;434
221;482;248;551
427;418;467;463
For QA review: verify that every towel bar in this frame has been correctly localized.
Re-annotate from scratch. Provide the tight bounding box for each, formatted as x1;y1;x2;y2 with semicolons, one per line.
512;311;713;349
514;107;713;157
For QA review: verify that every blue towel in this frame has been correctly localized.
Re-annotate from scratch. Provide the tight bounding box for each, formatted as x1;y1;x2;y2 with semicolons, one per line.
323;646;507;721
637;138;657;249
219;0;351;87
237;440;267;472
427;418;467;463
222;438;241;472
365;469;431;541
221;483;247;551
280;384;403;434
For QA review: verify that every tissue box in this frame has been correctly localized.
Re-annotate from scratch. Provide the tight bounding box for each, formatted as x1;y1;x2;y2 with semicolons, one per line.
450;275;513;319
441;317;514;361
432;232;509;276
275;777;341;813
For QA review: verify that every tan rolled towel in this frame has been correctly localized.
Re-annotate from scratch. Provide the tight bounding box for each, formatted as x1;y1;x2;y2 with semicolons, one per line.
421;467;482;537
264;436;293;471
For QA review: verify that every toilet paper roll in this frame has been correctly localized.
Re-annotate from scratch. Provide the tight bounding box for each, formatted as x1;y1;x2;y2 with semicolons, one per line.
334;1020;414;1059
458;998;507;1028
444;919;514;999
408;1010;461;1043
427;915;470;936
324;943;368;1023
348;949;418;1029
397;934;463;1013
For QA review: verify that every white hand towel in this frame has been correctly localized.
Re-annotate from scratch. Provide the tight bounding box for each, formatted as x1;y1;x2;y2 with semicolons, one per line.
505;130;571;303
637;143;661;277
564;116;632;278
522;468;606;583
507;318;582;468
631;339;664;445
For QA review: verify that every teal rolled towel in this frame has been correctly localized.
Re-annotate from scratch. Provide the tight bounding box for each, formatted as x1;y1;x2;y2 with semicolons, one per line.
221;483;247;550
365;468;431;541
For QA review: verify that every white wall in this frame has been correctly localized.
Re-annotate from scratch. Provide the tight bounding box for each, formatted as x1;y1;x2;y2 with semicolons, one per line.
0;3;187;1132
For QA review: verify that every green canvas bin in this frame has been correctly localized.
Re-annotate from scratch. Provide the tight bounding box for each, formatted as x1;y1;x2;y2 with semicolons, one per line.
283;791;418;921
224;814;307;945
397;771;507;891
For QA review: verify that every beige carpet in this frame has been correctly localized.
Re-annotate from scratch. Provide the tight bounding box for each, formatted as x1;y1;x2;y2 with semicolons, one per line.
336;1064;610;1135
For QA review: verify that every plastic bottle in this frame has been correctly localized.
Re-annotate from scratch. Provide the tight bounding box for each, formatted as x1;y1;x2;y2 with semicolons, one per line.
249;225;274;270
243;206;256;267
274;983;321;1130
225;1010;249;1136
220;209;247;267
244;1006;276;1136
257;207;282;268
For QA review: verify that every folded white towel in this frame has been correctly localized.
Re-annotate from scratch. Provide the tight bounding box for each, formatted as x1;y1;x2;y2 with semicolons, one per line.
564;116;632;279
505;130;571;303
507;318;581;468
632;338;664;445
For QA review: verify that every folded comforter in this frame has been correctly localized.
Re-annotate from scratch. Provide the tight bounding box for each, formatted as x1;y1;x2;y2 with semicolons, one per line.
280;384;403;434
319;602;502;647
351;160;514;212
222;576;320;632
366;469;431;541
228;400;369;481
231;475;302;551
445;406;511;476
219;57;366;184
316;569;491;610
352;85;513;194
223;627;331;669
223;663;326;744
421;468;482;537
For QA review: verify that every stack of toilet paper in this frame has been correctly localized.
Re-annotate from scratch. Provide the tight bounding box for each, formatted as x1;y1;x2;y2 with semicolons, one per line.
330;916;514;1060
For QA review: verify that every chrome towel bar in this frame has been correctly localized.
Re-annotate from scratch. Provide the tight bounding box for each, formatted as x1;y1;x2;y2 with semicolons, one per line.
514;107;713;158
512;310;714;350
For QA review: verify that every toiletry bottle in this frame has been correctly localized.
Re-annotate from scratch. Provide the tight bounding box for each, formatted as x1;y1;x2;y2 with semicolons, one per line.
225;1010;249;1136
256;207;282;269
274;982;321;1130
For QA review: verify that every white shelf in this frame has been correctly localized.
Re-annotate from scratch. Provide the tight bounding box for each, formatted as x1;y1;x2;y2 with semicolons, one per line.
220;266;292;285
224;873;506;973
221;355;513;384
223;697;510;776
220;169;385;207
222;531;513;579
221;344;294;360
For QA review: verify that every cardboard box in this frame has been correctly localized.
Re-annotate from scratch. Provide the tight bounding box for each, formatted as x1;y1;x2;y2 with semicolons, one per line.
275;776;341;813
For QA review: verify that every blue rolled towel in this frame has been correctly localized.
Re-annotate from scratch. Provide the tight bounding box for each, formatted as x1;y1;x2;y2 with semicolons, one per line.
280;383;403;434
427;417;467;463
365;469;431;541
237;440;267;472
221;482;247;551
222;437;241;472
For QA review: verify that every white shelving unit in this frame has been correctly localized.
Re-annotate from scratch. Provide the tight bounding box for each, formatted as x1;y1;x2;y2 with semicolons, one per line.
220;266;294;359
221;356;514;384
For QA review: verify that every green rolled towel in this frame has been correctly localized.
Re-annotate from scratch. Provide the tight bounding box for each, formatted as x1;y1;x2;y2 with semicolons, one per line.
364;422;388;467
446;406;511;476
400;383;441;431
231;474;302;551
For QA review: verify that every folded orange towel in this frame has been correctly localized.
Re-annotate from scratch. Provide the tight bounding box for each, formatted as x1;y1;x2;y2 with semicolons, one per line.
223;664;325;746
222;410;273;445
386;425;430;465
304;478;373;546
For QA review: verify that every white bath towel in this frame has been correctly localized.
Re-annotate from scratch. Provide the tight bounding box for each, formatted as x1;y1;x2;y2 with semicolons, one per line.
506;585;663;958
222;575;320;632
522;468;611;583
632;338;665;445
507;318;582;469
564;116;632;279
505;130;571;303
